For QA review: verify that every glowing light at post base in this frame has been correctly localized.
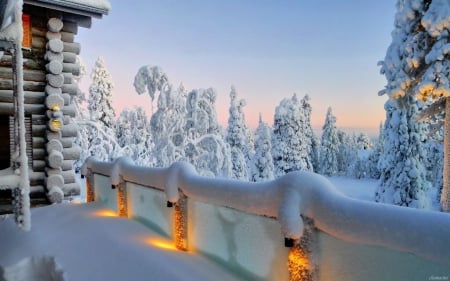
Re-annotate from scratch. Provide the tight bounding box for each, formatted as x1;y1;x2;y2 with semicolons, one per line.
287;244;312;281
91;209;117;217
144;238;177;251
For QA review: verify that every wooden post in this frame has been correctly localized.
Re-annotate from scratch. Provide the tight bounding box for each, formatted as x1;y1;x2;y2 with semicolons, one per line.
174;191;188;251
287;218;316;281
442;97;450;212
86;172;94;202
117;181;128;217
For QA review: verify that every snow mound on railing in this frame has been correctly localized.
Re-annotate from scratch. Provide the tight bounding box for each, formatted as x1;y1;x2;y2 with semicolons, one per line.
82;157;450;264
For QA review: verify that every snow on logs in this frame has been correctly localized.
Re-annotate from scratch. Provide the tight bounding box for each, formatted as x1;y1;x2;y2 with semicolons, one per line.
43;17;81;201
82;156;450;264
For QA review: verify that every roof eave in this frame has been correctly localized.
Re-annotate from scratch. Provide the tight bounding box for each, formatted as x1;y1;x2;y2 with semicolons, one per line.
23;0;108;19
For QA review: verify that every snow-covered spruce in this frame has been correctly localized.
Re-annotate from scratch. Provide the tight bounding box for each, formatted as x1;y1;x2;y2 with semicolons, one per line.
320;107;340;176
226;86;253;180
272;94;313;178
250;114;275;182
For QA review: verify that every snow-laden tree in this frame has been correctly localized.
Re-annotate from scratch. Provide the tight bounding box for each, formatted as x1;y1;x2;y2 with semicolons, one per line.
88;56;115;129
185;88;231;177
320;107;340;176
378;0;450;210
355;133;374;150
375;99;431;208
301;94;318;172
87;57;119;161
115;107;154;166
337;131;358;176
366;122;384;179
226;87;253;180
250;115;275;182
272;94;313;177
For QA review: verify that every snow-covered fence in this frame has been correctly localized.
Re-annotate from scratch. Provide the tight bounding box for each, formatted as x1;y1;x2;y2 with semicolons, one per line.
82;157;450;280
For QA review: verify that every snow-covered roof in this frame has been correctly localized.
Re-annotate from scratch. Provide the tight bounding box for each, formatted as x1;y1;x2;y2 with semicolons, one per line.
24;0;110;19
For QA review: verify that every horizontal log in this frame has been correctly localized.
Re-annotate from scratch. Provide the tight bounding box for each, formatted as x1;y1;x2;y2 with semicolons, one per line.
62;104;76;117
47;39;64;53
46;174;63;189
45;51;64;62
60;137;74;148
0;79;46;92
63;52;76;63
61;83;78;95
33;160;46;171
33;148;46;160
0;67;45;82
29;185;46;197
0;55;45;70
61;32;75;43
48;18;64;33
62;62;80;76
62;145;81;160
61;122;78;137
46;73;64;88
61;21;78;34
61;160;74;171
46;130;62;141
62;170;76;184
31;114;47;125
47;150;63;169
63;42;81;55
0;102;45;115
47;186;64;203
46;61;63;74
46;138;63;153
62;93;71;105
63;72;73;84
32;36;46;50
32;125;46;137
62;182;80;196
45;85;62;95
32;137;45;149
45;167;62;176
0;90;45;104
46;31;61;41
45;93;64;110
31;26;46;37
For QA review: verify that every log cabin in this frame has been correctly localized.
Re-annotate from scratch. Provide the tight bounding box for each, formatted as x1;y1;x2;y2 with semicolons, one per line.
0;0;110;216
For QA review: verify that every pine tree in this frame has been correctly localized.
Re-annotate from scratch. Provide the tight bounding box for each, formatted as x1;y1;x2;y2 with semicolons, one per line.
320;107;340;176
375;99;431;208
250;114;275;182
226;87;253;180
116;107;153;166
301;95;317;172
88;57;115;129
379;0;450;210
185;88;231;177
87;56;119;161
272;94;312;177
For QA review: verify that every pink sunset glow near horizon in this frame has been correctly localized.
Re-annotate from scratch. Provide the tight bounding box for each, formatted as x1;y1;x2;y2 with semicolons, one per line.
77;0;395;137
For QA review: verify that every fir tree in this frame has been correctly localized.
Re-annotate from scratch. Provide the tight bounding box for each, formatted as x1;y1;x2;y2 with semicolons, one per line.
272;94;312;177
250;114;274;182
320;107;340;176
226;87;253;180
375;99;431;208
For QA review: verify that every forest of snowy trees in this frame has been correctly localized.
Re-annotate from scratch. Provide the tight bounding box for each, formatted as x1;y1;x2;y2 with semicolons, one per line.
73;53;446;211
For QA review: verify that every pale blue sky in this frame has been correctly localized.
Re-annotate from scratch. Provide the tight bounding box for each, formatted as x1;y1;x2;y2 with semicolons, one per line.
78;0;397;135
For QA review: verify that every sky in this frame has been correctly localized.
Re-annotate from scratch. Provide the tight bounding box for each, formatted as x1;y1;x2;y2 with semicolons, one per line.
77;0;397;136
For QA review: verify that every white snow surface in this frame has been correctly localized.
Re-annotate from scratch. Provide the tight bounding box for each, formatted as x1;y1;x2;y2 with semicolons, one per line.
56;0;111;12
0;202;242;281
83;157;450;264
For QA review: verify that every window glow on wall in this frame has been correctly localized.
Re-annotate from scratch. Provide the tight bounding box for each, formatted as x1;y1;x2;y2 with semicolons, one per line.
91;209;117;217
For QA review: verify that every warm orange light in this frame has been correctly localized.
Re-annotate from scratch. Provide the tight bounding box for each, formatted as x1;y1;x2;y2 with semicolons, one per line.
287;244;311;281
144;238;177;251
91;209;117;217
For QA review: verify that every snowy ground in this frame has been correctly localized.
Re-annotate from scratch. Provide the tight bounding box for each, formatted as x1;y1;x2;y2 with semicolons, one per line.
0;202;243;281
327;176;377;201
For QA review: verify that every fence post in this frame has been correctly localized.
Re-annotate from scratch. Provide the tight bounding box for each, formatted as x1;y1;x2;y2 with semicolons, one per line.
85;170;95;202
174;191;188;251
288;218;316;281
117;180;128;218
